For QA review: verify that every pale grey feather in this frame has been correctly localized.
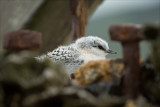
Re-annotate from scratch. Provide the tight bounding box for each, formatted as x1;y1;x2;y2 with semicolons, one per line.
36;36;116;74
36;46;84;73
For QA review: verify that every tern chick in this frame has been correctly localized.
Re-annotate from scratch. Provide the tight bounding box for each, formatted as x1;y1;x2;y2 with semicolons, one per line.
36;36;117;74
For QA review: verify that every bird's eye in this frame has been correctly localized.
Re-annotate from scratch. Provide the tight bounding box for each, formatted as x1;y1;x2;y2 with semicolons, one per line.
98;45;105;51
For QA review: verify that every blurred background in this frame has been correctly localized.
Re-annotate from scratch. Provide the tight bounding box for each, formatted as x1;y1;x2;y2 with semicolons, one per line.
0;0;160;60
86;0;160;59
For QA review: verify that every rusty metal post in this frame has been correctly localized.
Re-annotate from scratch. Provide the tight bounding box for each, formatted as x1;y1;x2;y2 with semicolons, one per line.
3;30;42;52
70;0;88;41
109;24;144;99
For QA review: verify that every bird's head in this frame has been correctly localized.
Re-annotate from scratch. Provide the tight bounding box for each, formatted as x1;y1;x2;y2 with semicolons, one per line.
75;36;117;57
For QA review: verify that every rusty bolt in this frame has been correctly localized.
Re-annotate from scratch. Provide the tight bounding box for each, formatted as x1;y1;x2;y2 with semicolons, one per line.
109;24;144;99
3;30;42;51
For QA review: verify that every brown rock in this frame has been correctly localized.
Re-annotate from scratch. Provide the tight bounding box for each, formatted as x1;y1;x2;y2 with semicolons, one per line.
3;30;42;51
73;59;124;86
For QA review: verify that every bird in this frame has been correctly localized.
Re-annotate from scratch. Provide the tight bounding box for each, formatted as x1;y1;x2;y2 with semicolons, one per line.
36;36;117;74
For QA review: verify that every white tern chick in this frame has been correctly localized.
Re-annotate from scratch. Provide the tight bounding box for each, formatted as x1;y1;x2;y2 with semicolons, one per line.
36;36;117;74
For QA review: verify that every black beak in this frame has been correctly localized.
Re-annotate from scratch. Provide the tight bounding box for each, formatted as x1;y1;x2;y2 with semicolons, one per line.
106;49;117;54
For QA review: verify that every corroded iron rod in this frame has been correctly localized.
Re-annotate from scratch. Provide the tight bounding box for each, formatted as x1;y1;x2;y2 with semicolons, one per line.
109;24;144;99
3;30;42;51
70;0;88;41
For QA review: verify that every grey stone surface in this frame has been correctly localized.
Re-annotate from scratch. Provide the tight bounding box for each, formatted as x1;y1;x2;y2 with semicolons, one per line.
0;0;44;50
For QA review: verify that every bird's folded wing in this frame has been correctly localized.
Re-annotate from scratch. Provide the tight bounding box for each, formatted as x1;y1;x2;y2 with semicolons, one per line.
46;46;83;64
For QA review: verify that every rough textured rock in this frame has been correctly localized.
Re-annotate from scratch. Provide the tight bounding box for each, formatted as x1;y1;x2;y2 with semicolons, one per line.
0;51;159;107
0;52;126;107
85;81;123;96
0;52;70;107
73;59;124;86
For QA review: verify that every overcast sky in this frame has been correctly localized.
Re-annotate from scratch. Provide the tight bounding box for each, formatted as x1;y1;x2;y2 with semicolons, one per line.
91;0;160;21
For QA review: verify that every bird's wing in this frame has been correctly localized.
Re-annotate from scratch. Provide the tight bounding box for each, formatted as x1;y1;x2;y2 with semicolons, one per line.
46;46;83;64
36;46;84;73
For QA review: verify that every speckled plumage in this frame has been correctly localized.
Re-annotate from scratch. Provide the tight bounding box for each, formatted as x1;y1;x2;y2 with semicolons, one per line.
36;36;116;74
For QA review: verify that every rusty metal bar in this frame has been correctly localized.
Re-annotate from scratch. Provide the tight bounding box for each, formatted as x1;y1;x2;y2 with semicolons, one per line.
70;0;88;41
109;24;144;99
3;30;42;52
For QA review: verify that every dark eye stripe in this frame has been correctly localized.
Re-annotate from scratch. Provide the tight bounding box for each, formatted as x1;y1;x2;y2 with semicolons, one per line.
98;45;105;51
98;45;106;51
92;45;106;51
